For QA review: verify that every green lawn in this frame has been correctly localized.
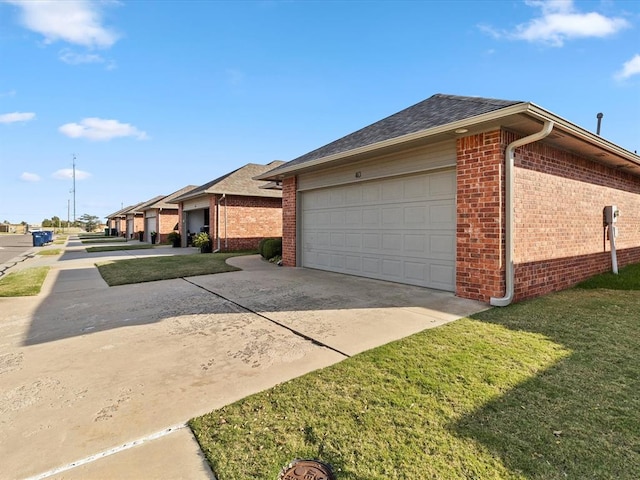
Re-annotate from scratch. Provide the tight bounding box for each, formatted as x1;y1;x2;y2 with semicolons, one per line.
576;262;640;290
81;237;127;244
36;248;62;256
86;244;154;253
190;269;640;479
95;252;253;286
0;267;50;296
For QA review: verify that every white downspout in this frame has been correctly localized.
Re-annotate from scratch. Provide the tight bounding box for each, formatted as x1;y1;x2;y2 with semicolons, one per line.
213;194;225;253
224;194;228;250
490;121;554;307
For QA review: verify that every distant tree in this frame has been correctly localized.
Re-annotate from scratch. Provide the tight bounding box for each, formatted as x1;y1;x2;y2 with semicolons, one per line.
2;220;9;224
77;213;100;232
51;216;61;227
42;219;53;227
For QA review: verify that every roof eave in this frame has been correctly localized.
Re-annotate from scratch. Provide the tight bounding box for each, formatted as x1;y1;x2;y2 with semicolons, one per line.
255;103;531;181
257;102;640;180
525;104;640;167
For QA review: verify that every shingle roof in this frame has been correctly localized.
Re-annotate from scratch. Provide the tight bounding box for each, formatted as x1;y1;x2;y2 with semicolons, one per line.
128;195;166;214
105;204;136;219
171;161;285;202
142;185;199;210
265;94;523;175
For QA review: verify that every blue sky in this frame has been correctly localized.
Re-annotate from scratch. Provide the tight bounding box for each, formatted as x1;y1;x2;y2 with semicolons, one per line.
1;0;639;225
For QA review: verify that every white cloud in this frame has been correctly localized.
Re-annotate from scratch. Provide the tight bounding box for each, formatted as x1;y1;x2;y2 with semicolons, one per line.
0;111;36;124
58;117;149;141
0;90;17;98
615;54;640;80
20;172;41;182
59;48;105;65
5;0;119;48
483;0;630;47
52;168;92;180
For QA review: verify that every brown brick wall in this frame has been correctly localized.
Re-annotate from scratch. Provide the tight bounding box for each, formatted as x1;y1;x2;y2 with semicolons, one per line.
457;128;640;303
213;195;282;251
157;209;179;243
456;130;505;301
282;176;297;266
511;131;640;301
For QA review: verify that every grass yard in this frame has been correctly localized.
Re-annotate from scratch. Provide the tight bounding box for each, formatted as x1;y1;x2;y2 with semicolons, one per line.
86;244;154;253
576;262;640;290
81;237;127;244
190;271;640;479
36;248;62;256
96;252;253;286
0;267;50;296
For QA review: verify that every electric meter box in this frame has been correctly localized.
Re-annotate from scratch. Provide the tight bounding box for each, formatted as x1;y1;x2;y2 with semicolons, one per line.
603;205;620;225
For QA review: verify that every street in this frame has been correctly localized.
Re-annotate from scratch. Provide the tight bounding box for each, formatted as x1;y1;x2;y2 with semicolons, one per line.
0;233;35;268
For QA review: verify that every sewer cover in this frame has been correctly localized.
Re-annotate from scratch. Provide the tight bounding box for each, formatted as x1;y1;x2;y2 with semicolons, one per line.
278;459;335;480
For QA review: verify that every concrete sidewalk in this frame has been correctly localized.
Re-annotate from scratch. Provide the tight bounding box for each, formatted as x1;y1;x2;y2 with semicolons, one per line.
0;236;486;480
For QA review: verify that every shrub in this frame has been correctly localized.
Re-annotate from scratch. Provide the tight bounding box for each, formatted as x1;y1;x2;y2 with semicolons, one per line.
261;237;282;260
193;232;211;249
258;238;269;257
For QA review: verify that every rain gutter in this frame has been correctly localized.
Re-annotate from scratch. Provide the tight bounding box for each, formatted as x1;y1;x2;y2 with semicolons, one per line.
490;120;554;307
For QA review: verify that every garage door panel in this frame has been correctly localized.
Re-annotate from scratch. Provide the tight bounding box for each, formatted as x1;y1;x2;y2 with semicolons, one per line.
429;171;456;196
330;232;345;247
382;179;404;201
405;262;426;281
345;209;361;225
302;169;455;291
404;176;429;198
431;264;455;289
362;209;379;225
431;234;455;256
382;233;402;252
330;189;345;206
362;233;380;249
345;255;361;271
362;257;381;274
429;203;456;225
345;233;361;248
404;234;426;253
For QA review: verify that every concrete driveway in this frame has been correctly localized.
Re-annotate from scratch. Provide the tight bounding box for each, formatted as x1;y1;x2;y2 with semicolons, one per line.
0;240;485;479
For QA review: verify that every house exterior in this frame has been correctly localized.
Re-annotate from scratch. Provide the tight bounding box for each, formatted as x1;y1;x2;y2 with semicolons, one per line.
257;94;640;305
119;197;163;240
105;205;135;237
140;185;198;244
170;162;284;250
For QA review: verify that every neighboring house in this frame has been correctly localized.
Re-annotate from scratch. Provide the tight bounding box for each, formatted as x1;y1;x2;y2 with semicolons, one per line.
141;185;198;244
170;162;284;250
126;196;165;240
257;93;640;305
105;205;134;236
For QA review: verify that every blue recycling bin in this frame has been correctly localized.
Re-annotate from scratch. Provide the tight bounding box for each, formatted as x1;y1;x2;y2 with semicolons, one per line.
31;231;45;247
43;231;53;243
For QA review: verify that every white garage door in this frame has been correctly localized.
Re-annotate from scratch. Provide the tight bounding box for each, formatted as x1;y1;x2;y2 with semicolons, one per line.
145;217;156;242
301;169;456;291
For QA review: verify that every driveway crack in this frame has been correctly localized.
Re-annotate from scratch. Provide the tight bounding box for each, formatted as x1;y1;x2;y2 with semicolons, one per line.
181;278;350;359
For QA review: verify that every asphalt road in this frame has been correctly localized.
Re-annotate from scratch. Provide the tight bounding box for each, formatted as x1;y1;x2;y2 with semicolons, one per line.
0;233;35;267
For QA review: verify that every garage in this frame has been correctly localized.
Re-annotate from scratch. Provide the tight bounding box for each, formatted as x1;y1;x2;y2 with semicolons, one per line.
145;215;156;243
300;168;456;291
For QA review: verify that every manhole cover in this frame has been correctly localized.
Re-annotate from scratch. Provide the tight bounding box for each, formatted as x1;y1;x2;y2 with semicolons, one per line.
278;459;335;480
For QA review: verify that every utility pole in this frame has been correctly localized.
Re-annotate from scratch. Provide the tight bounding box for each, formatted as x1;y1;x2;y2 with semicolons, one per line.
72;154;77;224
67;199;70;233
